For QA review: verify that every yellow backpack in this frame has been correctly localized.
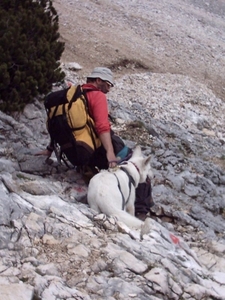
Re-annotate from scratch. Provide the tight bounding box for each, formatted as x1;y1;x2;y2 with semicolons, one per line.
44;85;101;166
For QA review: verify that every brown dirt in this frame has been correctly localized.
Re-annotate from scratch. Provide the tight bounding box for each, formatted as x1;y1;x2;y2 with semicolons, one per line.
53;0;225;101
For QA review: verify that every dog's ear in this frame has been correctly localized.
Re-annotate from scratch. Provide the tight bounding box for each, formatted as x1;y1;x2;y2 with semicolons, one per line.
132;145;142;157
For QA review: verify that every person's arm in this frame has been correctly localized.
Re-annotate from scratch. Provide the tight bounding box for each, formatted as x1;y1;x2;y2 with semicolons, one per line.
99;131;118;168
88;91;118;167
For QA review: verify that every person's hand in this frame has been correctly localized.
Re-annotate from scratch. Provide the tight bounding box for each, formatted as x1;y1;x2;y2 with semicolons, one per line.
108;161;118;168
107;152;118;168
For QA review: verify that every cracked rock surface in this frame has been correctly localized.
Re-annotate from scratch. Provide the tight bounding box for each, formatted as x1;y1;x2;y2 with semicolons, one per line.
1;62;225;299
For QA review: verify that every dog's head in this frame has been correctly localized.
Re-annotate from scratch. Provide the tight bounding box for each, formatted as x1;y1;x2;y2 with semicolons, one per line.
129;145;153;183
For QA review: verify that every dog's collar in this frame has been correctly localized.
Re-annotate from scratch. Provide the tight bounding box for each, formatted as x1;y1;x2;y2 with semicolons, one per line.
119;161;140;175
129;161;140;174
118;161;140;188
120;161;150;184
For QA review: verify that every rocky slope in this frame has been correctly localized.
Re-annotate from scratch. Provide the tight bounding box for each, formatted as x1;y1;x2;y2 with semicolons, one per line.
1;0;225;299
54;0;225;101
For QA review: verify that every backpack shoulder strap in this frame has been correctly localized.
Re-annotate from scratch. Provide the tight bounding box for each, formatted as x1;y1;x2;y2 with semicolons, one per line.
67;85;83;109
67;85;98;109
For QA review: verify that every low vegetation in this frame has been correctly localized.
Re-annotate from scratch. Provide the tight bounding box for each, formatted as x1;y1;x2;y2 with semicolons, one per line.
0;0;65;112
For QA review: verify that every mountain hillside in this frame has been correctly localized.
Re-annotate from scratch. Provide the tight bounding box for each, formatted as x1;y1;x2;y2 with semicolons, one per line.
54;0;225;101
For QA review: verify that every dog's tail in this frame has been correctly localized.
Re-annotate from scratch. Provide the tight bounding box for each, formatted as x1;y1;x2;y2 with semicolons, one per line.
97;203;143;230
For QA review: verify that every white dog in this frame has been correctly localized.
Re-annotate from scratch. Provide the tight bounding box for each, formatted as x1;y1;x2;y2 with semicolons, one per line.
87;146;153;230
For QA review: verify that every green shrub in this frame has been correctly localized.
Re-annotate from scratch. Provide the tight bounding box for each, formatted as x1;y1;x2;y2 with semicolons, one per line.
0;0;65;112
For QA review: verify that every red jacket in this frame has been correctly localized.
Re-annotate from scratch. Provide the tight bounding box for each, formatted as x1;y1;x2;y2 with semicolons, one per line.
82;84;111;135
